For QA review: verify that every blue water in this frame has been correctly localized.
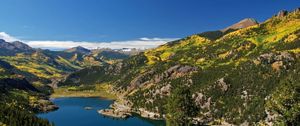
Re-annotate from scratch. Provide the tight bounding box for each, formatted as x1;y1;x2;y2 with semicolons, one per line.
38;97;165;126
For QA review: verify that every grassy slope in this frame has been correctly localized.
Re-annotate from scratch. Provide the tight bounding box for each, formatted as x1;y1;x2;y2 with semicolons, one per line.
51;83;117;99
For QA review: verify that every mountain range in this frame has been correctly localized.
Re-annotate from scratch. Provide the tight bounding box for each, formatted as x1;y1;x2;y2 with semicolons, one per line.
61;8;300;125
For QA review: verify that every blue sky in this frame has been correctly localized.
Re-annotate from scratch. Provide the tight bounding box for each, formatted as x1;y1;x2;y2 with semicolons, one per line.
0;0;299;50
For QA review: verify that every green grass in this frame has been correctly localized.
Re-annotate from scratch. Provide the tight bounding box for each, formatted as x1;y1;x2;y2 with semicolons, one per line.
51;83;117;99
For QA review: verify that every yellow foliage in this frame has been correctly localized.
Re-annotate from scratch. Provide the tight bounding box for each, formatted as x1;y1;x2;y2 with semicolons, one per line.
188;35;211;46
67;87;77;90
144;52;161;65
284;34;298;43
0;68;5;72
29;96;37;103
289;48;300;53
264;19;300;42
196;58;205;63
234;58;248;66
160;51;173;61
218;51;230;59
144;35;210;65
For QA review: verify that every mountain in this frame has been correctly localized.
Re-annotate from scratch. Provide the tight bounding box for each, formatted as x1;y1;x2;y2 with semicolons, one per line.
61;8;300;125
0;39;34;56
64;46;91;54
195;18;258;41
222;18;259;32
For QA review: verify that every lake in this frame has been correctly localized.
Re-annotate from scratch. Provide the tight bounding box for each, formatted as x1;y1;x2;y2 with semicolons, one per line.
38;97;165;126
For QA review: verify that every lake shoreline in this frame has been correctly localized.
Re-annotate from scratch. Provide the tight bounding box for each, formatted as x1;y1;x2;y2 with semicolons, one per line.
38;97;166;126
50;86;165;123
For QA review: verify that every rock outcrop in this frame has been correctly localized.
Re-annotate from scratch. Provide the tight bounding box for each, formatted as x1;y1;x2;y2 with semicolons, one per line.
193;92;211;110
277;10;288;18
215;78;229;92
98;109;131;118
256;52;295;71
153;65;198;83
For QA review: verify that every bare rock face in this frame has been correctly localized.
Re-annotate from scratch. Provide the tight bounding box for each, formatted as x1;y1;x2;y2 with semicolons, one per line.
222;18;258;32
165;65;198;78
153;65;197;83
277;10;288;18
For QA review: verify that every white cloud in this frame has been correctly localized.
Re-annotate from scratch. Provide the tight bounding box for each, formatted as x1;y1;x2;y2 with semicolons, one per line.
139;37;174;41
26;38;177;50
0;32;20;42
0;32;178;50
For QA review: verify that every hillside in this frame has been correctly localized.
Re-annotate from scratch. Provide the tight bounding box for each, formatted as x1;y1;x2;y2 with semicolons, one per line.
0;77;57;126
0;40;136;125
62;8;300;125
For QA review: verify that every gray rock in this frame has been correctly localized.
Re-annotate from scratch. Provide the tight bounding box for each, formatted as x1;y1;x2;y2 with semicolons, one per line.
293;8;300;13
277;10;288;18
216;78;229;92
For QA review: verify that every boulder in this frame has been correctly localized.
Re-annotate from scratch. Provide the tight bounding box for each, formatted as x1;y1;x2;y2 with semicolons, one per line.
193;92;211;109
216;78;229;92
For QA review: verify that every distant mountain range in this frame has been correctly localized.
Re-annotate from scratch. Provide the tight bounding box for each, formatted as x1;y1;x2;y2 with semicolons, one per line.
0;39;142;89
64;46;91;54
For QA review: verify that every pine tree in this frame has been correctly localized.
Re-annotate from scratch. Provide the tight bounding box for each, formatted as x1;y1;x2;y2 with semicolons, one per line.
166;85;197;126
